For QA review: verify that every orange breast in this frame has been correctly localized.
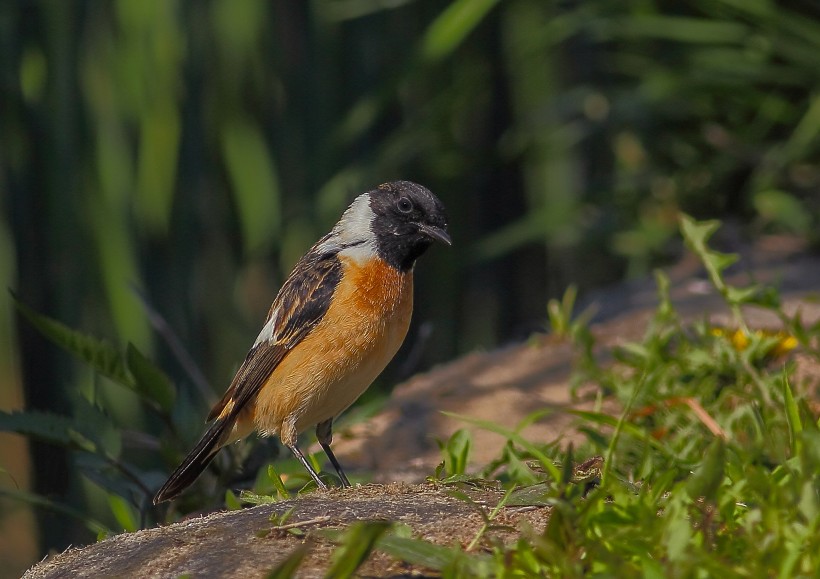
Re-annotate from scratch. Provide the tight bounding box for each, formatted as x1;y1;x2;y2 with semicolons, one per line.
252;256;414;445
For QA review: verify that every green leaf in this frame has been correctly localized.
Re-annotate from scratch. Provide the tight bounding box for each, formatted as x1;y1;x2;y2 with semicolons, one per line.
710;251;739;274
507;484;552;507
76;454;140;500
421;0;500;62
615;342;651;365
653;270;674;321
378;534;492;574
547;284;579;337
267;464;291;499
0;487;111;536
221;118;281;253
126;343;176;412
797;480;819;522
679;214;720;247
678;214;739;299
501;443;541;486
325;521;391;578
782;374;802;456
135;104;180;233
107;493;139;532
686;438;726;501
798;399;819;435
224;489;241;511
439;428;471;476
725;285;761;305
665;516;692;563
543;499;574;547
560;444;574;488
13;296;177;414
753;190;812;234
13;295;134;387
73;395;122;457
568;411;669;454
265;544;310;579
0;409;98;452
443;411;561;482
0;395;122;460
238;491;280;505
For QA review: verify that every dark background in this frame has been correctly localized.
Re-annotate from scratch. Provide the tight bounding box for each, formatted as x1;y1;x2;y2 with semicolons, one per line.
1;0;819;575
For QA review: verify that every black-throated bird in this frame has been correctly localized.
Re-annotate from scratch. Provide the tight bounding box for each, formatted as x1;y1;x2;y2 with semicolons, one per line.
154;181;450;503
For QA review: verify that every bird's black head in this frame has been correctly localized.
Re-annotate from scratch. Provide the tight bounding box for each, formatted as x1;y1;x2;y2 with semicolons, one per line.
368;181;451;271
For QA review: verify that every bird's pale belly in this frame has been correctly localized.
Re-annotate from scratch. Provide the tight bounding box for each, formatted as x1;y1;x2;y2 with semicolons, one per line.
253;256;413;445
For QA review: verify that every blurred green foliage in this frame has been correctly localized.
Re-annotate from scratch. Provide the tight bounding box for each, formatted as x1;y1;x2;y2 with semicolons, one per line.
1;0;819;564
392;214;820;576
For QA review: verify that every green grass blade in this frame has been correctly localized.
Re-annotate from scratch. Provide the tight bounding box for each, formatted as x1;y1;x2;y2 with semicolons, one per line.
221;118;281;254
0;487;111;536
268;464;291;499
126;343;176;412
325;521;391;578
378;534;493;574
265;544;310;579
0;409;99;452
686;438;726;501
13;294;134;387
782;373;802;456
442;411;561;481
567;410;670;454
421;0;500;62
107;493;139;532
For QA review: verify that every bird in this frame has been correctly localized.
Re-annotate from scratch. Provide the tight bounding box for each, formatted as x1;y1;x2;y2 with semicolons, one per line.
153;181;450;503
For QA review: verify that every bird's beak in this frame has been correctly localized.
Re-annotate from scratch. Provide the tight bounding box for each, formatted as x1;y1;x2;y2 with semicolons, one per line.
418;224;452;246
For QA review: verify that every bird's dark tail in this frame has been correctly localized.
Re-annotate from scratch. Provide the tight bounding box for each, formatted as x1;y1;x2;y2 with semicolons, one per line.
153;418;230;504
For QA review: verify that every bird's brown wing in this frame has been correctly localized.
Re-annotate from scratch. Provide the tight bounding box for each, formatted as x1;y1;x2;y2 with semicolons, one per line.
207;248;344;423
153;248;344;503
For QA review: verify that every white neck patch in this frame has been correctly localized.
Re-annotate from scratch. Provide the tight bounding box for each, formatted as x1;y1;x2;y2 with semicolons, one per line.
317;193;377;263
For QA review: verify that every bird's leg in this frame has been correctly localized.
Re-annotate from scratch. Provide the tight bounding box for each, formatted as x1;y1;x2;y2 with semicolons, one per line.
285;442;328;490
316;419;351;487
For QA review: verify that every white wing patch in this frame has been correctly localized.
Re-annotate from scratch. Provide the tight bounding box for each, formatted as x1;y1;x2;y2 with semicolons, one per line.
253;313;278;346
254;191;378;350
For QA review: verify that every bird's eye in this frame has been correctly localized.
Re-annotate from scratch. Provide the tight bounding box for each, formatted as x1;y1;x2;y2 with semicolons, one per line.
397;197;413;213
